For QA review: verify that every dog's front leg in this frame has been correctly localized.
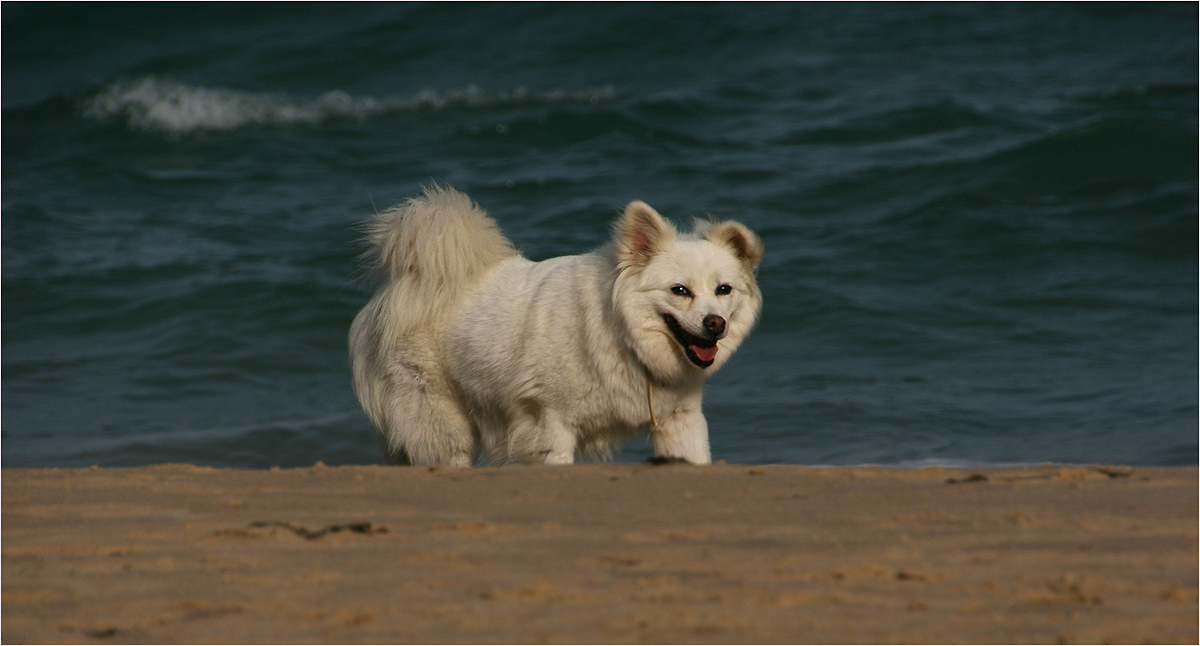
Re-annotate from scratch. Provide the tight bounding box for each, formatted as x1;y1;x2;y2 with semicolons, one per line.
650;403;711;465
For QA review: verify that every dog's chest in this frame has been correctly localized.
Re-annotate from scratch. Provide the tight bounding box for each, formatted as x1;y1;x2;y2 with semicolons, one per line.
570;375;691;437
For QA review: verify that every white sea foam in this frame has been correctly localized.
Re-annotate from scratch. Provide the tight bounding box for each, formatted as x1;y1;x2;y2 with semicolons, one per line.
83;77;618;134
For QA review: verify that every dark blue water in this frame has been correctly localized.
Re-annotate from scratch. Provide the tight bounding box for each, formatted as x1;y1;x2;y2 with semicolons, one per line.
3;3;1196;468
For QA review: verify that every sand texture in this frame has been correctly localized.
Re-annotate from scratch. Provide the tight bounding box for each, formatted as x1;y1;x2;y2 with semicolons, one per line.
3;463;1196;644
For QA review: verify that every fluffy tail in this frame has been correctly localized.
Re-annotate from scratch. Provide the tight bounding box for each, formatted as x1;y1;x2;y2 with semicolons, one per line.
364;184;515;291
350;186;515;465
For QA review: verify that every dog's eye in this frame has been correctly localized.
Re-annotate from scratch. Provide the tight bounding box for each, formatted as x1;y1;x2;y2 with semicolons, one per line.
670;285;693;297
715;284;733;296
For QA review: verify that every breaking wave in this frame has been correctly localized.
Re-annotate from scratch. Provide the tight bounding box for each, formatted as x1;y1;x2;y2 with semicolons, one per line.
83;76;619;133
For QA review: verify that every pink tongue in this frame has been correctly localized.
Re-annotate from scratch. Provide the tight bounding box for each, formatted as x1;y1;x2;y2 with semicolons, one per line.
690;343;718;363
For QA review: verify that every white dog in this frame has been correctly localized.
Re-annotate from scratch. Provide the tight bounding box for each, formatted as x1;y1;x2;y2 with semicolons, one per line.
349;186;762;466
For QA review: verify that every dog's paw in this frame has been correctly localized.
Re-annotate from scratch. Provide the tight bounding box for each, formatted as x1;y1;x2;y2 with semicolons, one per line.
645;456;692;466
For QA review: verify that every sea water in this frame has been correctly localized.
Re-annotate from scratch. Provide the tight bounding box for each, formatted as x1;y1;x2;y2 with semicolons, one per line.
3;3;1196;468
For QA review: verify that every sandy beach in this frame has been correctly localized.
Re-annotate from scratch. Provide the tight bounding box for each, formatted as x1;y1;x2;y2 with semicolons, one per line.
3;463;1196;644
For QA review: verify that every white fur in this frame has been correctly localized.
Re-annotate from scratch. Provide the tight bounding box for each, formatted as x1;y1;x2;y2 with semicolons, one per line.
349;186;763;466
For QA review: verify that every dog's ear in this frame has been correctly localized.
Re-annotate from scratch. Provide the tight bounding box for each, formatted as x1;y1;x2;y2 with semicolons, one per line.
616;201;675;268
702;220;763;270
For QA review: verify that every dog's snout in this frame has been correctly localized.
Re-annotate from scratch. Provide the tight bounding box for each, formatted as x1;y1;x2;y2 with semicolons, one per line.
704;314;726;338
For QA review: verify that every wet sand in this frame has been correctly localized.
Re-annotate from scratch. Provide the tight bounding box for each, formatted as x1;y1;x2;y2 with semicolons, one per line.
3;463;1196;644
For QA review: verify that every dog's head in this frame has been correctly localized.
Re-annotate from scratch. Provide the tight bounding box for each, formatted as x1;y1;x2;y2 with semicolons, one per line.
612;200;763;383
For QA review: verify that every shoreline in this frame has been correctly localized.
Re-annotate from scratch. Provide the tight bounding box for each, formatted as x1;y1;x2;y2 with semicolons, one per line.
4;463;1196;643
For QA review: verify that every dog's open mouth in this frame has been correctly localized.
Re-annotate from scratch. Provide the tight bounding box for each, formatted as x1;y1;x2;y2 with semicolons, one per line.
663;315;718;368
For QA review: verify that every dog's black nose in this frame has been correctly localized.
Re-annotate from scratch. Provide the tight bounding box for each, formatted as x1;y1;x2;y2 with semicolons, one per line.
704;314;726;338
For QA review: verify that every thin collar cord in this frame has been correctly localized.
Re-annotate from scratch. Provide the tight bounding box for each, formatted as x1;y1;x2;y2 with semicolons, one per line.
646;376;659;432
